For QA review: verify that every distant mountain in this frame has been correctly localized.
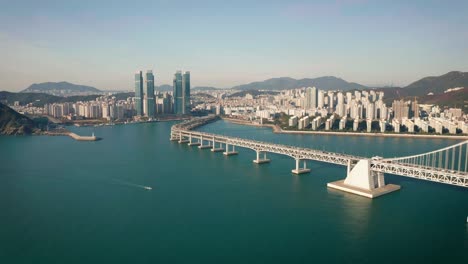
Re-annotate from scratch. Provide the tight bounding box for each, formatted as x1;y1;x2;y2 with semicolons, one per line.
0;91;133;107
0;103;41;135
403;71;468;96
231;76;368;91
370;71;468;112
21;82;101;93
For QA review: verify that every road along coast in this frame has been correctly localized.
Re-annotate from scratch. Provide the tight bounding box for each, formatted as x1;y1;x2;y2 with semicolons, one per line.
222;117;468;140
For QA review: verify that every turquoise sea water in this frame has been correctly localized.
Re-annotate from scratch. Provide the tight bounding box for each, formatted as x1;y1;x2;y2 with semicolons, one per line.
0;120;467;263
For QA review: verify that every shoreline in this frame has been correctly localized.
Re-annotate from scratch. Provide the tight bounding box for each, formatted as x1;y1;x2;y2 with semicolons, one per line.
222;118;468;140
71;117;189;127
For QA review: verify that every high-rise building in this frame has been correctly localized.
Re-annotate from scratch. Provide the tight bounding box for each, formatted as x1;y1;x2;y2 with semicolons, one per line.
336;92;345;117
392;100;409;121
318;90;324;109
328;91;335;108
182;71;191;114
411;99;419;118
173;70;191;115
134;71;144;116
366;102;375;120
173;71;183;114
156;92;173;114
304;87;318;109
145;70;155;117
346;92;353;104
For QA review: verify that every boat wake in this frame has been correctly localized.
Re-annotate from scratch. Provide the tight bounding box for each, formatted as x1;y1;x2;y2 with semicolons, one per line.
113;179;152;190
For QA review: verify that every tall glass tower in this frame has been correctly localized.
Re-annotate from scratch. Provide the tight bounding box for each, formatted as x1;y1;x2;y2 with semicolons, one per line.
182;71;191;114
145;70;155;117
134;71;143;116
173;71;183;115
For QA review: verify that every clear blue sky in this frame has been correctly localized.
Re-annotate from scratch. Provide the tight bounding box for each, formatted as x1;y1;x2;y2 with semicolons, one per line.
1;0;467;91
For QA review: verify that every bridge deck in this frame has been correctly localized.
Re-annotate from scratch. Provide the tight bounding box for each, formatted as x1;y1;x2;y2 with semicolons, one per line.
173;128;362;166
171;117;468;188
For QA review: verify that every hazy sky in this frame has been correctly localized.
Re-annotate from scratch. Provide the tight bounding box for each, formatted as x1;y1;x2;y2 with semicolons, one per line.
1;0;467;91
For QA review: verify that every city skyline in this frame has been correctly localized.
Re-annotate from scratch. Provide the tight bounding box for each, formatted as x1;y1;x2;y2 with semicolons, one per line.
1;0;468;91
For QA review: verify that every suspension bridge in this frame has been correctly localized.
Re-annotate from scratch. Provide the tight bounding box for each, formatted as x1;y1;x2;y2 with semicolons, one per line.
170;117;468;198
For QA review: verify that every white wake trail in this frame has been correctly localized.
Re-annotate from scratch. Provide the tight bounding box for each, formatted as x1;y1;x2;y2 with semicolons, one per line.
113;179;152;190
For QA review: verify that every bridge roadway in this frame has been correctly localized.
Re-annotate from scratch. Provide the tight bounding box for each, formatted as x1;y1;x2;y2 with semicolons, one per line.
173;128;362;166
171;117;468;188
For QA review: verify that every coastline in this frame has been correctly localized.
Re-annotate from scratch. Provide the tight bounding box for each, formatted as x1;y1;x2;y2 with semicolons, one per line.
222;117;468;140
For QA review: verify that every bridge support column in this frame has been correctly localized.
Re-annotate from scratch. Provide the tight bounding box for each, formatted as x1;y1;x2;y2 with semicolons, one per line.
211;137;224;152
223;143;238;156
178;132;189;144
253;150;270;164
198;136;212;149
170;131;179;141
188;134;201;146
292;158;310;174
327;159;400;198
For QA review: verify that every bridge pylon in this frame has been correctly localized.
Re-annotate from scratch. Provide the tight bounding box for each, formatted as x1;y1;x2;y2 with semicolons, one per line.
328;159;400;198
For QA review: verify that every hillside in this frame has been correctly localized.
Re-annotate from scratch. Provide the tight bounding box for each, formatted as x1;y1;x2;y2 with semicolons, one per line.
0;103;41;135
21;82;101;93
231;76;368;91
419;88;467;109
372;71;468;112
403;71;468;96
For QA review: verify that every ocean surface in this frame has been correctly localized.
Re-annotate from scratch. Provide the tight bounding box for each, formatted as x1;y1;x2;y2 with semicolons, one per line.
0;120;467;263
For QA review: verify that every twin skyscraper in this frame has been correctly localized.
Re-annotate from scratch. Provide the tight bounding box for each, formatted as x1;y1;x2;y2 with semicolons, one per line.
173;71;190;115
134;70;190;117
135;70;155;117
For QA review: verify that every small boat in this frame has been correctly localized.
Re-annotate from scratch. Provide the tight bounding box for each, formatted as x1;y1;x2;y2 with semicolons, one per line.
144;186;152;190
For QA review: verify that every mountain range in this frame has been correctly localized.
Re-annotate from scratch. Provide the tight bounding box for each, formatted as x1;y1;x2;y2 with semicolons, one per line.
370;71;468;111
3;71;466;110
399;71;468;96
231;76;368;91
15;72;468;94
22;82;101;93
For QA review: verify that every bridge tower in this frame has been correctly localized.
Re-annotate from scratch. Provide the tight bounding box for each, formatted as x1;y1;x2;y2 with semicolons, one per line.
328;159;400;198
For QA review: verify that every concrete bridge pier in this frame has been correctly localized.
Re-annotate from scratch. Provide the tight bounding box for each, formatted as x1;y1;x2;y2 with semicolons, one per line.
211;137;224;152
198;136;213;149
188;134;201;146
327;159;400;198
178;132;189;144
253;150;270;164
223;143;239;156
170;133;179;141
292;158;311;174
